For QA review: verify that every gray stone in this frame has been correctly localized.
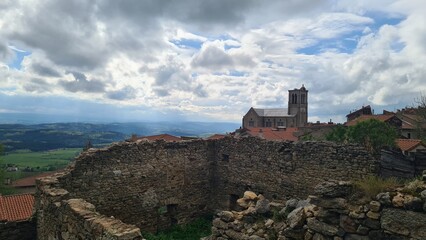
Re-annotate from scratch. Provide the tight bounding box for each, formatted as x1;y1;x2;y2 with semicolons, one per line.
309;196;347;209
296;200;311;208
255;199;270;214
363;218;380;230
307;218;342;237
286;198;299;209
225;229;248;240
312;233;327;240
248;235;264;240
403;197;423;212
218;211;235;222
356;225;369;235
344;234;369;240
213;219;229;230
265;219;274;228
381;208;426;239
314;181;353;198
366;211;380;220
420;190;426;200
369;201;381;212
376;192;392;206
282;227;306;239
339;215;358;233
287;207;306;229
368;230;383;240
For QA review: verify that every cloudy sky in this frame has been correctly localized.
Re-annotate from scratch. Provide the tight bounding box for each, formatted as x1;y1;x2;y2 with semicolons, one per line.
1;0;425;123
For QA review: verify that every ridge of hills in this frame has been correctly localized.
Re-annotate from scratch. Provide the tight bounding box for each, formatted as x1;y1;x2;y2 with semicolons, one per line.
0;122;240;152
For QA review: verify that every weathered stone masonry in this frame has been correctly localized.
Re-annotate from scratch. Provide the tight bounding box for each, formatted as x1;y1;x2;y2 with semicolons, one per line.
36;137;378;238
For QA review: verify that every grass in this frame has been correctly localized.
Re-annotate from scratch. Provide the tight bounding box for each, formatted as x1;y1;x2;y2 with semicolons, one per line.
144;218;212;240
354;175;400;199
2;148;81;169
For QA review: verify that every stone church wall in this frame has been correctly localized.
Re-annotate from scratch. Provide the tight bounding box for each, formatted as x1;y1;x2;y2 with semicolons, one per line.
36;137;378;237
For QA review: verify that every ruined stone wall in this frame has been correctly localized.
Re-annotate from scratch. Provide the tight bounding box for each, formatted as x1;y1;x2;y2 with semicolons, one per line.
35;172;143;240
213;138;377;210
57;140;213;232
209;179;426;240
36;137;378;236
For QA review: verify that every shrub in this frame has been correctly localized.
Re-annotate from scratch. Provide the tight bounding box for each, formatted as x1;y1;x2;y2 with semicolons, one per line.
144;218;212;240
354;175;400;199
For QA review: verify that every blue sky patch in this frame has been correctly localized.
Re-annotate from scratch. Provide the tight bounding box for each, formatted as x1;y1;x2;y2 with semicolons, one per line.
297;35;360;55
170;39;203;49
8;48;31;70
366;11;404;30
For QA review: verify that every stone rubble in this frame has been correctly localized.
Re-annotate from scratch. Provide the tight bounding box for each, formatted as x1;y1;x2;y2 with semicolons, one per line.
208;177;426;240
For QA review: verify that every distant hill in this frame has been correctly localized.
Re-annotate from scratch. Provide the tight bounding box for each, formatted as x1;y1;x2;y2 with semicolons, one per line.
0;122;240;152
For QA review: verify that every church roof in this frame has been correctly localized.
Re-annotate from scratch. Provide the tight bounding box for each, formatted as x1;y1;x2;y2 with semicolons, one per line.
253;108;294;117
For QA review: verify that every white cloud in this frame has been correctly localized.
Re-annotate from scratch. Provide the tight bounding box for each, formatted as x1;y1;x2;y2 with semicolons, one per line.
0;0;425;123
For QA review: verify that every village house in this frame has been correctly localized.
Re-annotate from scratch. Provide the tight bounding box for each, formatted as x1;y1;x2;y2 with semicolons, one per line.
396;139;426;156
242;85;308;128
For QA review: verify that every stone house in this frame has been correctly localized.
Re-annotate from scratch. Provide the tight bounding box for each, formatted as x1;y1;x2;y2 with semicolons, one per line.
242;85;308;128
396;139;426;155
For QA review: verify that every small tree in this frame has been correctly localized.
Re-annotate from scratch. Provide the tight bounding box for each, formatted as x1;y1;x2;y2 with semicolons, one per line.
83;139;93;151
325;125;348;142
0;144;5;192
414;94;426;141
347;119;397;154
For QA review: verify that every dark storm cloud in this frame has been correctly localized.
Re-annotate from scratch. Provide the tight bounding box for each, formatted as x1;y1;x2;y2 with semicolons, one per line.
31;63;62;77
106;86;137;100
3;0;329;72
22;78;52;93
59;71;106;93
7;1;109;70
0;40;13;62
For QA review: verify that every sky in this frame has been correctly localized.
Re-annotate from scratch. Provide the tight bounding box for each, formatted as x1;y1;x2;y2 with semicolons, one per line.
1;0;426;124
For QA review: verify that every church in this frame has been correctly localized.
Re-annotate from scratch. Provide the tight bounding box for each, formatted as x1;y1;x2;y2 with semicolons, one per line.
242;85;308;128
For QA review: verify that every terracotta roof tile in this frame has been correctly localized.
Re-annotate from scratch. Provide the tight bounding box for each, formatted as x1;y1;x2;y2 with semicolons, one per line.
245;127;299;141
206;134;226;140
138;134;182;142
0;194;34;222
345;114;395;126
12;171;57;188
396;139;425;152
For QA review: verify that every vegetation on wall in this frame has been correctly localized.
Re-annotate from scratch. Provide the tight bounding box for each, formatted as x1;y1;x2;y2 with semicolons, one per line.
143;218;211;240
326;119;398;154
414;95;426;142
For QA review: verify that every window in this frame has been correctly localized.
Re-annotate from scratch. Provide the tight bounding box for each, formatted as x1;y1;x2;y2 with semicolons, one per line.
265;119;272;127
277;121;284;126
249;121;254;127
407;133;411;139
301;94;305;104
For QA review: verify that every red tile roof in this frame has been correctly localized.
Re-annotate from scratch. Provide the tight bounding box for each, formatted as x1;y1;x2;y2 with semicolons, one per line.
244;127;299;141
206;134;227;140
396;139;426;152
11;171;57;188
138;134;182;142
0;194;34;222
345;114;395;126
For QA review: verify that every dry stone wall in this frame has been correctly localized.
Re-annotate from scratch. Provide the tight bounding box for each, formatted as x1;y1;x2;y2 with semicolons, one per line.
209;178;426;240
36;137;378;237
212;138;377;209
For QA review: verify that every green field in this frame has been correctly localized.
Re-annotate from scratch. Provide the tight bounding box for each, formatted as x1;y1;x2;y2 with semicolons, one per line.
2;148;81;169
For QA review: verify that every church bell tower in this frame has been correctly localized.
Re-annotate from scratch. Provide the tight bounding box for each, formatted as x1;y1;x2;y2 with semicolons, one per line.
288;84;308;127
